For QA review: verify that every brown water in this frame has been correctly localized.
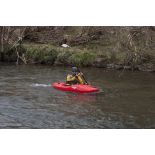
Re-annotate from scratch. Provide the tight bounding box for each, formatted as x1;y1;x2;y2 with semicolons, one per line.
0;64;155;128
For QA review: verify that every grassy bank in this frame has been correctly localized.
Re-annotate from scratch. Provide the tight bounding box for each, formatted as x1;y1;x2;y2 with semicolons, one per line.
23;44;97;67
0;26;155;71
1;43;155;72
20;43;155;71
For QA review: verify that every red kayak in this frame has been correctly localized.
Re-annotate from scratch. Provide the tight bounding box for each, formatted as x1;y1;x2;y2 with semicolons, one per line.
52;82;99;93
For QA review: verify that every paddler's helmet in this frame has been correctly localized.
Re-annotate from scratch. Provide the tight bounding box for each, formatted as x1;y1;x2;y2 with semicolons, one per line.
72;67;80;73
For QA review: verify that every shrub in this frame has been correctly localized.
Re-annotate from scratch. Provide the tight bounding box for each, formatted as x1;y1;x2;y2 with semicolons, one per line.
68;51;96;66
25;44;58;64
57;50;73;64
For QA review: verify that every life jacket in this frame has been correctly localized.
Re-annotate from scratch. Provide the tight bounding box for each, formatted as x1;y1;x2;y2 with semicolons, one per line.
66;74;76;82
66;72;85;84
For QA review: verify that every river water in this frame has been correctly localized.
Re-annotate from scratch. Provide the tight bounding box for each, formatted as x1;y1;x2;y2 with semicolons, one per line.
0;64;155;128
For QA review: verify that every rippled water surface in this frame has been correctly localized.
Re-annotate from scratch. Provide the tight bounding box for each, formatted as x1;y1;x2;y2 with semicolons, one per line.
0;64;155;128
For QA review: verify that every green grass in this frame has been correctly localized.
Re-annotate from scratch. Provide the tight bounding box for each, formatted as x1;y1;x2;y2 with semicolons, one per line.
24;44;58;64
68;51;96;66
1;42;154;69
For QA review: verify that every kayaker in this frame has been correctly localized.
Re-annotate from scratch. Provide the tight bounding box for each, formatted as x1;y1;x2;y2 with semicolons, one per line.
66;67;88;85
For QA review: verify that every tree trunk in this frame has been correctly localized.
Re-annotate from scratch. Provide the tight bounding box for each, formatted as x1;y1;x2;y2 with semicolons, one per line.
0;26;4;61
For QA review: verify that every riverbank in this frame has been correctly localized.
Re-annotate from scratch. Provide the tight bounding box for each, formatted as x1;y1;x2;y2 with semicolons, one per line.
0;27;155;72
1;43;155;72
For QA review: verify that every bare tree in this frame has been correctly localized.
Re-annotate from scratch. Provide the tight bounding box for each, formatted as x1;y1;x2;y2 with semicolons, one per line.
0;26;27;64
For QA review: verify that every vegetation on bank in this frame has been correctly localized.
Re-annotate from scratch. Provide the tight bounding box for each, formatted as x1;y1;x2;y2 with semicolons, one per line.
24;44;97;66
0;26;155;71
2;43;154;71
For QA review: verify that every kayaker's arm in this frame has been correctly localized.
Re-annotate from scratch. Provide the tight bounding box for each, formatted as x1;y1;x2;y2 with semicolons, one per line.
76;72;88;85
76;67;88;84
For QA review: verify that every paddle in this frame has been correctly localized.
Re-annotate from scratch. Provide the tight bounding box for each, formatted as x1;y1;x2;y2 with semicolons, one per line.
82;74;89;85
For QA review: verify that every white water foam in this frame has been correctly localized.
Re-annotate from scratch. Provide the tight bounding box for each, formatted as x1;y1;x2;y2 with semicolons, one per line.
30;83;51;87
